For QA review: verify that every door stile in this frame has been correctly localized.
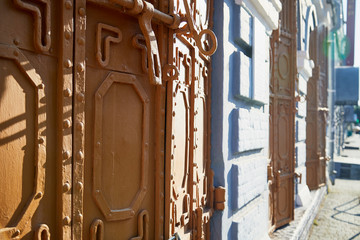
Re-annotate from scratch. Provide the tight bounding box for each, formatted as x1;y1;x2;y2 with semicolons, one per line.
155;1;168;238
58;1;75;238
73;0;86;238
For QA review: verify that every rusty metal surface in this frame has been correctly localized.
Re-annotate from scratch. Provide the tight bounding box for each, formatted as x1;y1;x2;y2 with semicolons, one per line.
269;0;297;230
306;26;329;190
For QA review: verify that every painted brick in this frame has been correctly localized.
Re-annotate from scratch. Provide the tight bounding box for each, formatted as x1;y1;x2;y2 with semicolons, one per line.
232;108;268;153
230;157;268;210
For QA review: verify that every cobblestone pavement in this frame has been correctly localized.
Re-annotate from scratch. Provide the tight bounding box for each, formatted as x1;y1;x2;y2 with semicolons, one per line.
308;179;360;240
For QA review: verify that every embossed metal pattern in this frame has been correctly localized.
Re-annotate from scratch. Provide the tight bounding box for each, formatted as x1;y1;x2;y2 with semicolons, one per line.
165;0;216;239
269;0;297;230
306;26;329;190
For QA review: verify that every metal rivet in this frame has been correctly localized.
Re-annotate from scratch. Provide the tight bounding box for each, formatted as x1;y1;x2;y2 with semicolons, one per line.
146;98;150;103
171;154;174;159
78;37;85;45
96;189;100;194
78;7;86;16
65;31;71;40
38;83;45;89
172;111;175;116
13;39;20;45
63;119;71;129
76;212;83;222
65;0;72;9
96;141;101;147
161;109;165;115
38;137;45;144
160;217;164;223
63;182;71;192
161;193;164;199
160;150;164;156
160;172;164;177
174;145;176;148
63;216;71;225
77;63;85;72
13;50;18;56
169;218;172;224
76;122;84;131
76;151;84;162
170;174;174;180
35;191;43;199
77;93;85;102
76;182;83;191
64;88;71;97
172;134;175;140
145;143;148;148
65;59;72;68
13;229;20;237
63;151;70;160
97;93;101;99
130;210;135;216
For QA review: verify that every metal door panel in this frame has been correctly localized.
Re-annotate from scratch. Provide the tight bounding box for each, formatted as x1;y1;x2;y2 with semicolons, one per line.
306;26;328;189
78;1;160;239
0;1;71;239
269;0;296;230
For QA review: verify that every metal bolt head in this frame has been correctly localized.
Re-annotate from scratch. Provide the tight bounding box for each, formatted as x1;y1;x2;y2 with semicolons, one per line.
65;59;72;68
76;151;84;162
65;31;71;40
78;7;86;16
63;182;71;192
64;88;71;97
63;119;71;129
77;63;85;72
76;212;83;222
63;216;71;225
63;150;71;160
65;0;72;9
77;93;85;102
76;122;84;131
38;83;45;89
13;39;20;45
38;137;45;144
76;182;83;191
78;37;85;45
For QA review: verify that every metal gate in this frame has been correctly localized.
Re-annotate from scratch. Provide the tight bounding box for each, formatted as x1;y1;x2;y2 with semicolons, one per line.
306;25;328;190
268;0;297;230
0;0;219;239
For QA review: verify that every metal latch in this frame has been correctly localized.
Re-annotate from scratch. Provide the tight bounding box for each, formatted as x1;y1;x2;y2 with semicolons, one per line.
169;233;181;240
214;187;226;210
294;172;302;184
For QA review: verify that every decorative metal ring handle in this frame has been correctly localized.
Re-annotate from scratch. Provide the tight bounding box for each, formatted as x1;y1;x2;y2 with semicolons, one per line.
195;29;217;56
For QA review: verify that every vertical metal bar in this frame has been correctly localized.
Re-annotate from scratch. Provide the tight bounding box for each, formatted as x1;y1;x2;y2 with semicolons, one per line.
58;1;74;239
73;0;86;238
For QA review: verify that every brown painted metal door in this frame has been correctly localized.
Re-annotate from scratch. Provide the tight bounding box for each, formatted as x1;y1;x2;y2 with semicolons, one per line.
306;26;328;190
165;0;217;239
0;1;73;239
306;28;320;190
268;0;297;230
76;1;167;239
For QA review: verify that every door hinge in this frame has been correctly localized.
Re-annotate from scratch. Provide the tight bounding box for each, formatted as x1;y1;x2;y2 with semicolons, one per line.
214;187;226;210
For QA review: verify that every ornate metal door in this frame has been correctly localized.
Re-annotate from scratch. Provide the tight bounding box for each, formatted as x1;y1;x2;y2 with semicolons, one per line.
268;0;297;230
0;1;72;239
164;0;220;239
306;26;328;190
76;0;169;239
0;0;218;239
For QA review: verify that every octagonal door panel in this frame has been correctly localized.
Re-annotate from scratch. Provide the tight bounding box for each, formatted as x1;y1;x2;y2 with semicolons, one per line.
79;2;161;239
0;1;70;239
